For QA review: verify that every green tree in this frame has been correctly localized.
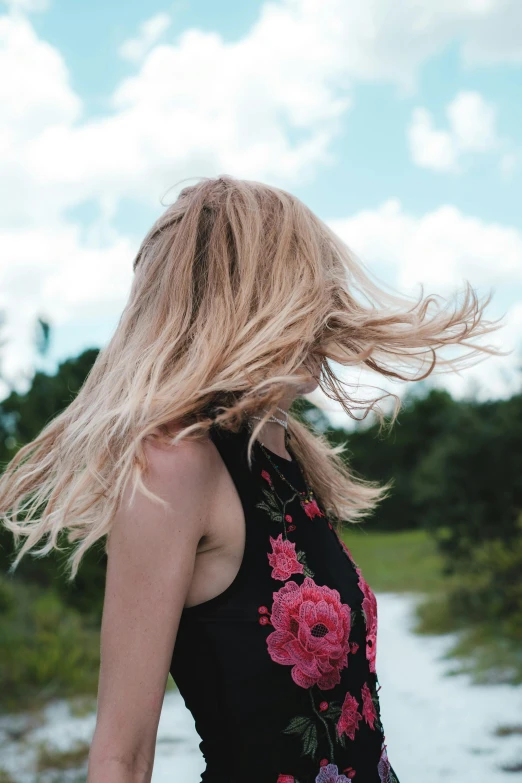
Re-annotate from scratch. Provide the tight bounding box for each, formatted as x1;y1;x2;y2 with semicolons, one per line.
0;346;105;620
336;388;459;530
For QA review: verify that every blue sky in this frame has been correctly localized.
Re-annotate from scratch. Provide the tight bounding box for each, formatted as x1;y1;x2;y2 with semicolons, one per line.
1;0;521;417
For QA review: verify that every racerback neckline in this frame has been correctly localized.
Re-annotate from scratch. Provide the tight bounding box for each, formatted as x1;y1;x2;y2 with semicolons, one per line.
248;431;309;493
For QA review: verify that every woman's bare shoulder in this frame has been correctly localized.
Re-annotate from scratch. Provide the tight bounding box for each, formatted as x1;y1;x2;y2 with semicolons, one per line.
144;422;216;477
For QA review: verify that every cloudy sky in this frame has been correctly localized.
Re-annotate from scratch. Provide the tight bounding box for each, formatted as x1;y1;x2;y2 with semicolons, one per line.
1;0;521;418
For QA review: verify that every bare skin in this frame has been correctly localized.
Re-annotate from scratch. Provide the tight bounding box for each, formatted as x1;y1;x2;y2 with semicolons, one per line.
86;374;319;782
186;373;319;610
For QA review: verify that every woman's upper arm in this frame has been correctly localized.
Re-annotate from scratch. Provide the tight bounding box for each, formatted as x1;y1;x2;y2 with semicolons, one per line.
88;435;215;778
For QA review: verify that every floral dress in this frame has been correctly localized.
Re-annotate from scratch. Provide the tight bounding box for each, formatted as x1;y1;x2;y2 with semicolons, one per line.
170;419;400;783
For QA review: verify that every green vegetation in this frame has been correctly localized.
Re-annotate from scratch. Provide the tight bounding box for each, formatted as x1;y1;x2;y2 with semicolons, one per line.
35;739;90;773
341;527;445;594
342;527;522;684
332;385;522;684
0;331;520;711
0;575;100;713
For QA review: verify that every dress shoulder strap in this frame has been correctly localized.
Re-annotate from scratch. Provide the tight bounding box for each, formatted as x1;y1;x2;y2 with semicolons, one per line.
207;419;258;514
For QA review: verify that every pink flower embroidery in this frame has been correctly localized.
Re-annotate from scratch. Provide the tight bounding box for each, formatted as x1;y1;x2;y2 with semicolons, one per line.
267;534;305;581
302;497;325;519
361;682;377;730
315;763;351;782
266;577;351;689
337;535;378;673
277;776;295;783
360;577;378;673
262;469;273;485
337;691;362;741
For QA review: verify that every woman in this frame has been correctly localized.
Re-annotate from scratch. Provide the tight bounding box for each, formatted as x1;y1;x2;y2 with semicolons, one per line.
0;175;503;782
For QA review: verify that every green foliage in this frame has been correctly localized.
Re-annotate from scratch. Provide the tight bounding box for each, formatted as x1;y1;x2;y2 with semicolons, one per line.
413;515;522;683
336;388;522;655
335;388;459;530
447;524;522;639
412;394;522;561
348;528;522;684
0;348;107;622
416;597;522;685
0;336;521;701
0;348;99;462
35;738;90;773
0;574;100;713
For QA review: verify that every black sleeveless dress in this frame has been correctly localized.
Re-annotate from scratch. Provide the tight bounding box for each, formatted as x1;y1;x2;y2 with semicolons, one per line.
170;419;400;783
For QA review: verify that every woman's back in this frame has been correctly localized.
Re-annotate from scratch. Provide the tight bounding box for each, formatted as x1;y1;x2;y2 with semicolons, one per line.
170;419;399;783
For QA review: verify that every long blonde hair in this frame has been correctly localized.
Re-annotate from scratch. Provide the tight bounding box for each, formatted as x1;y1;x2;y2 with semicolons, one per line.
0;175;505;579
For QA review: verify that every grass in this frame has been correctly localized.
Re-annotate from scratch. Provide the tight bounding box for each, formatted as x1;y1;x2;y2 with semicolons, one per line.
340;526;445;593
417;603;522;684
35;739;90;773
339;526;522;685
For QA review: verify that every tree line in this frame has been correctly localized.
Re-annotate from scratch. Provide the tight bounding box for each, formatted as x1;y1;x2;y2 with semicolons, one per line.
0;345;520;707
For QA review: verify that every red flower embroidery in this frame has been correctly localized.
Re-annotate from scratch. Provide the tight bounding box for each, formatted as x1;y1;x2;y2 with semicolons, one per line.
266;577;351;689
319;758;329;766
360;577;378;673
361;682;377;730
337;691;362;741
350;642;359;655
285;514;293;522
277;776;295;783
319;700;329;712
267;534;305;581
337;536;378;673
302;497;325;519
262;469;272;485
315;763;351;782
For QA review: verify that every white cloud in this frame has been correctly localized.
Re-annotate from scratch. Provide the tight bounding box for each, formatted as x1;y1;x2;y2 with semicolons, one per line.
0;218;136;391
447;91;498;152
1;0;48;12
0;14;79;137
2;3;522;223
118;12;171;63
329;199;522;293
408;91;501;171
459;0;522;66
319;294;522;421
408;107;458;171
1;0;522;397
440;300;522;400
328;201;522;402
